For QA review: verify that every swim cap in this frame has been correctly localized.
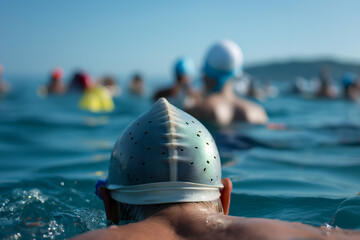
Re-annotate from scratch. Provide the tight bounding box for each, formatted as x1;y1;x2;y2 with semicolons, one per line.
342;72;355;88
70;72;93;90
51;68;63;80
107;98;223;205
174;57;196;77
203;39;243;92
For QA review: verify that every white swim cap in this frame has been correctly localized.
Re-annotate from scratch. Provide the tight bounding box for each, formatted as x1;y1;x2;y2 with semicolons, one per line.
107;98;223;205
203;39;243;91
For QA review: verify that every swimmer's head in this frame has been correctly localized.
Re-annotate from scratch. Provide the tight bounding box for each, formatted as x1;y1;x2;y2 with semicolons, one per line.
203;39;243;92
174;57;196;83
101;76;116;87
106;98;223;205
51;68;64;81
69;72;92;91
342;72;356;89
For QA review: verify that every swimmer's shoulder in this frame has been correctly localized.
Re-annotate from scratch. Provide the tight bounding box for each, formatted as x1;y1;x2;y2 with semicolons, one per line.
68;225;123;240
185;97;217;122
232;97;268;124
223;216;360;240
69;221;178;240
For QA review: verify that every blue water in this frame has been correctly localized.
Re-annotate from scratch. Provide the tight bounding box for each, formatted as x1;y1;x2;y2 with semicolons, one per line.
1;79;360;239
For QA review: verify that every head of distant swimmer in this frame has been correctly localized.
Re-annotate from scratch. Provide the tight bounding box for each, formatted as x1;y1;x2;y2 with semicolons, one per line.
69;72;92;91
202;39;243;92
174;57;196;84
51;68;64;83
132;73;143;82
98;98;232;224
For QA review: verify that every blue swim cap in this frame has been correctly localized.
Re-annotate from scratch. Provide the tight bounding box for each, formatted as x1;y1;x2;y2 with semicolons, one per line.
342;72;355;88
174;57;196;77
203;40;243;92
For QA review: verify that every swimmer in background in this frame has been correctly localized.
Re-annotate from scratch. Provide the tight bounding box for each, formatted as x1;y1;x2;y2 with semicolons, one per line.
71;98;360;240
246;77;267;100
316;67;338;98
186;40;268;125
261;79;279;98
46;68;66;94
153;57;200;108
129;73;144;96
342;72;360;101
97;76;121;97
68;71;93;93
66;71;114;112
0;64;10;95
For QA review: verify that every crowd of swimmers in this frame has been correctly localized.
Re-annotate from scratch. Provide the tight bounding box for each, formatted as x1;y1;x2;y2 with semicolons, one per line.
1;38;360;119
294;67;360;100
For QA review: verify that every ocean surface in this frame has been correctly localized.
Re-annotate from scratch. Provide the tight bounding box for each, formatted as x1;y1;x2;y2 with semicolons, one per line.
1;78;360;239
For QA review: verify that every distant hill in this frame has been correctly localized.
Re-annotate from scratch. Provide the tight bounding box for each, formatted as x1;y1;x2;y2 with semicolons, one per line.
244;59;360;81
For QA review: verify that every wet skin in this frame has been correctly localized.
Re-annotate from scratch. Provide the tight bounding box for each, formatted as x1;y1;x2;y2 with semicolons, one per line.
70;179;360;240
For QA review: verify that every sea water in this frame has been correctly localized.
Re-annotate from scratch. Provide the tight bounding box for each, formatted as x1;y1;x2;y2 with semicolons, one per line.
0;78;360;239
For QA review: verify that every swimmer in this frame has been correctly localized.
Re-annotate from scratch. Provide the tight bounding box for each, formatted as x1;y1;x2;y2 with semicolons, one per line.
316;67;338;98
97;76;121;97
0;64;9;94
68;72;93;92
246;77;266;100
66;72;114;112
153;57;200;108
46;68;66;94
186;40;268;125
342;72;360;101
129;73;144;96
71;98;360;240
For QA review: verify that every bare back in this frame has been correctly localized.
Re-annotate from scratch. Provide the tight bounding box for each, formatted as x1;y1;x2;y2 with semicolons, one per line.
71;209;360;240
186;84;268;125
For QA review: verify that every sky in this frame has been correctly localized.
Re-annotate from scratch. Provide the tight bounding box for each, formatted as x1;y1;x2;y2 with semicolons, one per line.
0;0;359;78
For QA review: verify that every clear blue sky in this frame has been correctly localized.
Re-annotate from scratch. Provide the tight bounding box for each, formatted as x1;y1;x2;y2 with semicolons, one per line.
0;0;359;78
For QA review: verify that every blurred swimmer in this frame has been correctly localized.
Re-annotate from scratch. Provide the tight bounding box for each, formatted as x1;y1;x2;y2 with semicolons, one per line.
0;65;9;94
186;40;268;125
342;72;360;101
316;67;338;98
79;85;115;113
68;72;93;92
71;98;360;240
153;57;200;108
46;68;66;94
262;79;279;98
97;76;121;97
129;73;144;96
65;71;114;112
246;77;266;100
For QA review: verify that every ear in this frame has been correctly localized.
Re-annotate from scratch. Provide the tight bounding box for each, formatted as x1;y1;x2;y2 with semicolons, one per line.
99;186;119;224
220;178;232;215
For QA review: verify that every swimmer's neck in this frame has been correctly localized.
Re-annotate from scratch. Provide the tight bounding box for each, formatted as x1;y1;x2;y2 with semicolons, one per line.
139;203;228;238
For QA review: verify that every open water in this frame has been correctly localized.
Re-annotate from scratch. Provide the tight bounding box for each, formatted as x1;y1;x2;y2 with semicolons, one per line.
0;79;360;239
